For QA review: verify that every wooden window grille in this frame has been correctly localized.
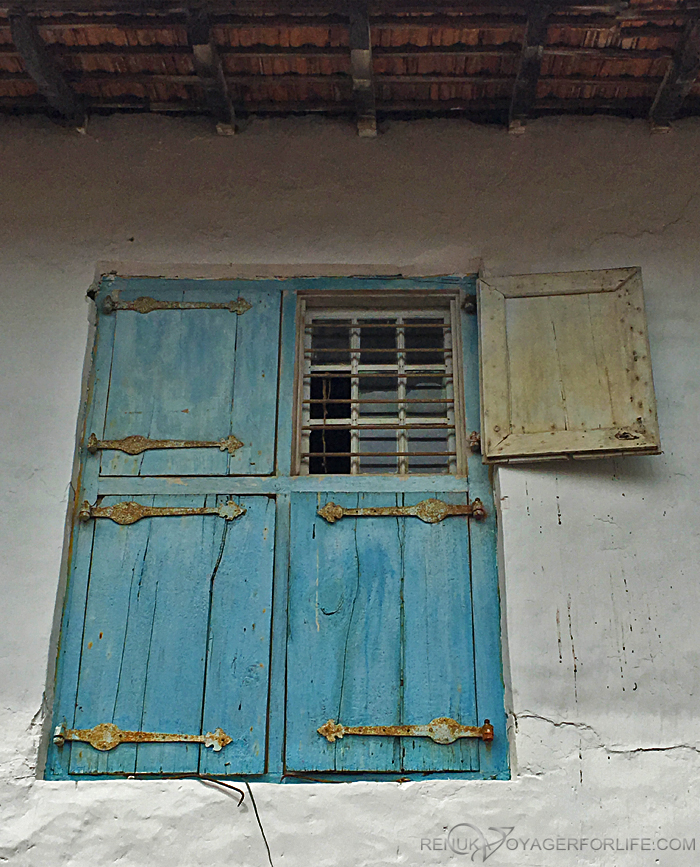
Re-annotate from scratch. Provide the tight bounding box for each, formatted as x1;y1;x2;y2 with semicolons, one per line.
294;298;467;475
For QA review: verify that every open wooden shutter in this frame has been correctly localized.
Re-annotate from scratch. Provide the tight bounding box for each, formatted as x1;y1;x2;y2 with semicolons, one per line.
478;267;661;463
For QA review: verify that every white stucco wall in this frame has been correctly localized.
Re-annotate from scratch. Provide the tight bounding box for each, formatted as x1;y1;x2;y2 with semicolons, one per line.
1;113;699;866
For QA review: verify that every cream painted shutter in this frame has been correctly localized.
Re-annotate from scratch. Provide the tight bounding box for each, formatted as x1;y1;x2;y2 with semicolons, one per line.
478;267;661;463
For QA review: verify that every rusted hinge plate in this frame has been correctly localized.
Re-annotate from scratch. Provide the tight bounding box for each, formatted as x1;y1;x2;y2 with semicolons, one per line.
88;433;244;456
102;295;252;315
318;717;494;744
53;722;232;752
78;499;246;525
317;497;486;524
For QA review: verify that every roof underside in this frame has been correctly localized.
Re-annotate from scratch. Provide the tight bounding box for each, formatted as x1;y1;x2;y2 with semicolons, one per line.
2;1;700;130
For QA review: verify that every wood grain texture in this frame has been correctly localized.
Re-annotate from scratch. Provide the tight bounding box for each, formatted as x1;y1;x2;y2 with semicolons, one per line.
478;282;510;456
479;268;661;462
487;267;638;298
286;490;479;774
48;274;508;781
286;492;403;773
401;491;478;772
67;494;272;775
98;280;280;477
200;496;275;775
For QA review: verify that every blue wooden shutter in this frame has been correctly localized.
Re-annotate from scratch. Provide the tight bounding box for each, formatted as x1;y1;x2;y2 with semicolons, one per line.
285;491;480;774
47;280;279;778
98;279;280;476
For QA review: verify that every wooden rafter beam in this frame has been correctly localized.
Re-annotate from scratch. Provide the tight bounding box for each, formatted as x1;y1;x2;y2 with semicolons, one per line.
349;0;376;137
0;42;676;60
187;7;235;134
8;9;84;126
0;0;644;14
649;18;700;129
508;2;552;131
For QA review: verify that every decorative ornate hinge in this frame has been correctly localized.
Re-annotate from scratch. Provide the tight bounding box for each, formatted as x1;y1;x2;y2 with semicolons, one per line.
78;500;246;525
102;295;252;315
318;717;494;745
87;433;244;456
53;722;232;752
317;497;486;524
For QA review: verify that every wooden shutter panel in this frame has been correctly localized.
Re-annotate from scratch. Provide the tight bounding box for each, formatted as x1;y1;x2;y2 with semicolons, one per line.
97;279;280;476
285;492;480;774
65;496;274;776
478;267;661;463
47;278;279;779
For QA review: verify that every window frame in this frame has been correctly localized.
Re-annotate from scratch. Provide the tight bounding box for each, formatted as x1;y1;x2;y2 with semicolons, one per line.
44;273;509;783
292;288;469;477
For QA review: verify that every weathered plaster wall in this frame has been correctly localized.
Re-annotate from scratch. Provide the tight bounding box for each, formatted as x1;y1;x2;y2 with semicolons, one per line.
1;113;699;866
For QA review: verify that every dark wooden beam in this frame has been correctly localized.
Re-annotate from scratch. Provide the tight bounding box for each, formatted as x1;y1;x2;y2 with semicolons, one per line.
0;0;640;14
649;18;700;130
0;70;664;88
349;0;376;137
508;2;552;131
8;9;84;126
186;8;235;134
0;42;675;62
0;12;692;33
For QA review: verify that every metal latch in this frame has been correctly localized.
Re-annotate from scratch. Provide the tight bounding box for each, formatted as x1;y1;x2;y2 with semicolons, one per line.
53;722;232;752
317;497;486;524
78;500;246;525
102;295;252;315
318;717;494;744
88;433;244;456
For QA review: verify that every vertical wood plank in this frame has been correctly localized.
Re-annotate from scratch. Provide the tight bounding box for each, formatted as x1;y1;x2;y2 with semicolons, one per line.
461;304;510;780
401;491;478;772
69;495;156;774
48;291;116;778
133;495;223;774
286;492;402;773
200;496;275;776
478;283;510;455
229;284;281;475
546;294;614;431
506;295;568;434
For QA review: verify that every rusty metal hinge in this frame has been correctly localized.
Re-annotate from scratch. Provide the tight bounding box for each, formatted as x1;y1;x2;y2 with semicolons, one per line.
468;431;481;453
318;717;494;745
53;722;232;752
317;497;486;524
101;295;252;315
78;499;246;525
87;433;244;456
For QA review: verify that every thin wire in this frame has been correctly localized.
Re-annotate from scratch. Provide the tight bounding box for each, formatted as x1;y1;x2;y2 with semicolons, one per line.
196;775;245;806
245;781;274;867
